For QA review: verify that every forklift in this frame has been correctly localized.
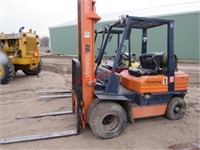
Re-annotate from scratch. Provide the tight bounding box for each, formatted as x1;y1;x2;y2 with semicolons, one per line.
0;0;189;144
73;4;189;139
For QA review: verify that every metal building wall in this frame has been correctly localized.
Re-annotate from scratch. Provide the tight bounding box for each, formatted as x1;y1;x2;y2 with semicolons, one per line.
49;12;199;60
151;12;199;60
49;25;78;55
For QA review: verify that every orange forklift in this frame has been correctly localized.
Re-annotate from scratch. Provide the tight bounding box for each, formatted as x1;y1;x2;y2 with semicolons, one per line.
0;0;189;144
73;1;189;139
73;0;189;139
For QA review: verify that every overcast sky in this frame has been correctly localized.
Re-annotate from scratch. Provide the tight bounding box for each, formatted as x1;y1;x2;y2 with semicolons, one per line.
0;0;199;36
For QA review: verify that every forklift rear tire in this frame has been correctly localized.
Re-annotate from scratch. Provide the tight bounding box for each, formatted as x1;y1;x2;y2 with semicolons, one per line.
89;101;127;139
166;97;186;120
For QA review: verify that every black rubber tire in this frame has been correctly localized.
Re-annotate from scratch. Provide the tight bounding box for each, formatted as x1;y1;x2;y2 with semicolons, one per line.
87;99;101;123
0;62;9;84
23;69;38;75
1;62;15;84
8;62;15;79
166;97;186;120
22;60;41;76
89;101;127;139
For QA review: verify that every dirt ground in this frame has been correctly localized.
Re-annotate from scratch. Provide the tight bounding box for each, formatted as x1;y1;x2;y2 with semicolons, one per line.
0;57;199;150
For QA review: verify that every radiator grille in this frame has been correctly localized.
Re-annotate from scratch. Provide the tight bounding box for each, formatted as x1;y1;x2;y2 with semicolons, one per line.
26;37;37;56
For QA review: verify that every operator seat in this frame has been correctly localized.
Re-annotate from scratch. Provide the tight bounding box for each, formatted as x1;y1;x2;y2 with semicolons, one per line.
128;52;170;77
128;52;157;77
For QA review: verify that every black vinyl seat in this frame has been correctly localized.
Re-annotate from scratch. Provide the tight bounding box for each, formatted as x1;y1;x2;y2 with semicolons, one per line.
129;52;157;76
128;52;171;77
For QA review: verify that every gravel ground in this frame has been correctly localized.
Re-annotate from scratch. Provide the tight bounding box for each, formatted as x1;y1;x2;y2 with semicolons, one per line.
0;57;199;150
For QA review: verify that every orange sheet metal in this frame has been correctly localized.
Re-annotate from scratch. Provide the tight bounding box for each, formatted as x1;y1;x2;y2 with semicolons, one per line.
120;70;168;94
174;71;189;91
120;70;189;94
132;104;167;119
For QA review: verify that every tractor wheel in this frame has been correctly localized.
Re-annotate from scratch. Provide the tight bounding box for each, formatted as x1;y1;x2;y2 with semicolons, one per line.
22;61;42;76
23;69;38;75
87;99;101;123
89;101;127;139
0;62;15;84
0;63;7;84
8;63;15;79
166;97;186;120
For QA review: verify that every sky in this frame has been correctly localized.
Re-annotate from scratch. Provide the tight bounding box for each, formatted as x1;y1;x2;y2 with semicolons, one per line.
0;0;199;37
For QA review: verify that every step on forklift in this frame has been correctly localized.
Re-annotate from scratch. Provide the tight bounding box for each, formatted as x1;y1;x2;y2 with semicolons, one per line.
0;0;189;144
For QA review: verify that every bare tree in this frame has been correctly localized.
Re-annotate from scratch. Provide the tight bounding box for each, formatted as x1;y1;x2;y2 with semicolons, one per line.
40;36;49;47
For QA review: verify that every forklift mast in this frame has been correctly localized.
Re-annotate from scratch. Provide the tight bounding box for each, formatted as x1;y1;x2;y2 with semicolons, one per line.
76;0;100;123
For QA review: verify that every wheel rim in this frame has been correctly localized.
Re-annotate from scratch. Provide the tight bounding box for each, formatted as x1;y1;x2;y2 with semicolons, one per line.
100;113;120;133
173;103;185;117
0;64;5;79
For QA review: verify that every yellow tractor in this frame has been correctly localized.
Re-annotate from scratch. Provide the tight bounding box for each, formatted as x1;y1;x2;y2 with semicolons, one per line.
0;27;41;84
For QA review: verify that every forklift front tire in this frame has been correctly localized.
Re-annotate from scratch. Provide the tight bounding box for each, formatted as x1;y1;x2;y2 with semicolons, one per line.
166;97;186;120
87;99;101;124
89;101;127;139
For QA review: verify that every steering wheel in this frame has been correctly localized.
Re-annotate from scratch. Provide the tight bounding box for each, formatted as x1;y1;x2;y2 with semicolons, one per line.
121;52;130;59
